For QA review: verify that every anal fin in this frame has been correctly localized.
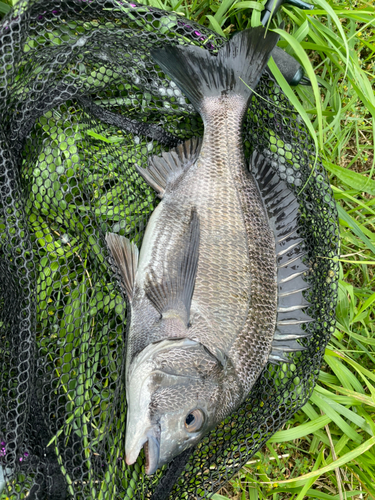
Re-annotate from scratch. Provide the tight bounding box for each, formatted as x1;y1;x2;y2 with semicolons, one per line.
135;137;202;198
105;233;139;301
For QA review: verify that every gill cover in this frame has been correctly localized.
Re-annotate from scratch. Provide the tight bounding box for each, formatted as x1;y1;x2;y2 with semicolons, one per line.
125;339;222;474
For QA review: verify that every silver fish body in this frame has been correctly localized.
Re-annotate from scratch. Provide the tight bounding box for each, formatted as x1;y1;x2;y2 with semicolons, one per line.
106;26;311;474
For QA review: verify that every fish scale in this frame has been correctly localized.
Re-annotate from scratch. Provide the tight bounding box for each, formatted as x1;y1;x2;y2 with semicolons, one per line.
135;107;252;362
194;93;278;394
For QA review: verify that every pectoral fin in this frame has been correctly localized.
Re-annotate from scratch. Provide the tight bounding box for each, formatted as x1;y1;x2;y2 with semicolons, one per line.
145;208;200;324
105;233;139;301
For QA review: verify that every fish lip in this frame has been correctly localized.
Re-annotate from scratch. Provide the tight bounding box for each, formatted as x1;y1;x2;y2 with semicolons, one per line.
125;434;146;466
125;428;160;474
143;433;160;475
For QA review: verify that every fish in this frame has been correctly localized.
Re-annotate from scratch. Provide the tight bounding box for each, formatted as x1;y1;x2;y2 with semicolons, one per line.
105;25;312;475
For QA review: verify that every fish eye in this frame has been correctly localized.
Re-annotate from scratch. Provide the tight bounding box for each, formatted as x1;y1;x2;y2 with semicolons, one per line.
184;409;204;432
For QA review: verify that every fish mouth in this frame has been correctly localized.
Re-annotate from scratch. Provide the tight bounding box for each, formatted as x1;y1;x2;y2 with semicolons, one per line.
143;434;160;475
125;431;160;475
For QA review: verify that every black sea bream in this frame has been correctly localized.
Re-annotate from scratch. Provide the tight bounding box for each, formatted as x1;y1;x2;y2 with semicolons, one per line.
106;26;311;475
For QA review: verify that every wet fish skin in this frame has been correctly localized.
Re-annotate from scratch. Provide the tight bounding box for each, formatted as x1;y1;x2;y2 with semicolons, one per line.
106;26;280;474
198;94;278;395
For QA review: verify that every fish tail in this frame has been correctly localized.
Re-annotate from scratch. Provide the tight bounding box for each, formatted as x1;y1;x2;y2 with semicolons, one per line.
151;26;279;112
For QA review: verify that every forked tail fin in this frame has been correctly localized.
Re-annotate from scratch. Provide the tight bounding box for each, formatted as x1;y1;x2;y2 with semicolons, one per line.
151;26;279;112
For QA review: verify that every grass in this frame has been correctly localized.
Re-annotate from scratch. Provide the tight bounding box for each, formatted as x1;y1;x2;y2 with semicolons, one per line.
1;0;375;499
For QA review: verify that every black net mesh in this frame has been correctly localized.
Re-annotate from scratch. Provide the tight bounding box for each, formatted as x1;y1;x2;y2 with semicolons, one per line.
0;1;339;499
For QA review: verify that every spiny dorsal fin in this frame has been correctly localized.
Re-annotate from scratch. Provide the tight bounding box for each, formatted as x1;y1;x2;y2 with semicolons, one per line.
250;151;312;363
105;232;139;301
145;208;200;324
135;137;202;198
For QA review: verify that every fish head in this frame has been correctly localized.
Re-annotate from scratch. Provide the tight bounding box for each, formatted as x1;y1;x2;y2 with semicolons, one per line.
125;338;224;474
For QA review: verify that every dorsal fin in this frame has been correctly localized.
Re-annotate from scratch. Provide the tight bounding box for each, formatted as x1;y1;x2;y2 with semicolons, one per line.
250;151;312;363
145;208;200;324
105;233;139;301
135;138;202;198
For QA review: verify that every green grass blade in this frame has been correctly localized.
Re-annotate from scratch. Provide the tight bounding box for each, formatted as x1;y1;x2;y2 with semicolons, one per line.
294;450;324;500
324;383;375;409
324;351;365;393
274;435;375;485
0;1;11;13
337;204;375;254
268;415;331;442
325;161;375;196
213;0;236;25
309;392;362;443
271;28;323;148
293;19;309;43
275;488;361;500
229;1;263;13
352;291;375;323
267;56;318;193
206;15;226;37
310;0;349;76
315;390;373;435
